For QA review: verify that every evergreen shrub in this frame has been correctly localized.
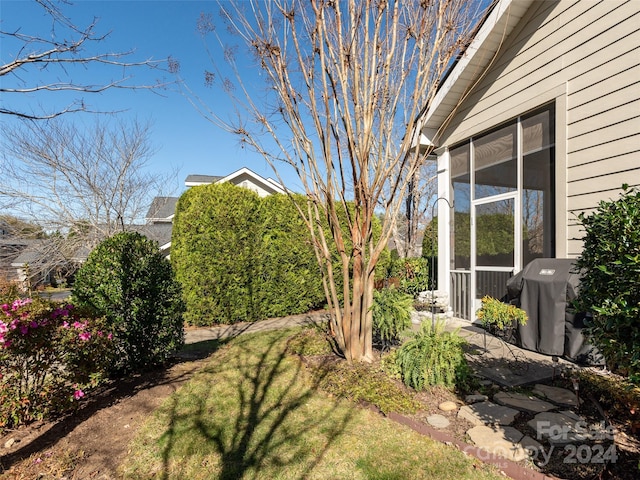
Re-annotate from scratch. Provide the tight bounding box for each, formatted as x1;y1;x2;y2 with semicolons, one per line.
172;185;336;325
72;232;185;373
575;185;640;383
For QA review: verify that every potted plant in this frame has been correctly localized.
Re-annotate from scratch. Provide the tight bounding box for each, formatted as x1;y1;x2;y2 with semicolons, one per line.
477;295;527;338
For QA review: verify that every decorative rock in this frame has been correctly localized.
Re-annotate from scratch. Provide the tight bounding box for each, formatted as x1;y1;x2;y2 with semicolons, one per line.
478;379;493;387
410;310;430;325
416;290;449;311
466;425;529;462
493;391;556;413
520;435;544;458
438;401;458;412
533;384;578;407
4;438;16;449
427;414;450;429
527;410;587;445
465;394;489;403
458;401;519;426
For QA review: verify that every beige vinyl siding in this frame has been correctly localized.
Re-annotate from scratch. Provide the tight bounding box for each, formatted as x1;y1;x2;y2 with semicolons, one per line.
439;0;640;258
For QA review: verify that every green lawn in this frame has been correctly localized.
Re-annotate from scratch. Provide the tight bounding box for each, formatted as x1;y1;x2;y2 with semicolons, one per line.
121;328;502;480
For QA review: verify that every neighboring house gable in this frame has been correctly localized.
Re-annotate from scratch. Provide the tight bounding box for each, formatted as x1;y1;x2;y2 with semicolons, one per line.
416;0;640;319
185;167;286;197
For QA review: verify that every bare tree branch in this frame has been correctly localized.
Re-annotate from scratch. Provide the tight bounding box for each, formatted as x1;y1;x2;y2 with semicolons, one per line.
0;0;172;120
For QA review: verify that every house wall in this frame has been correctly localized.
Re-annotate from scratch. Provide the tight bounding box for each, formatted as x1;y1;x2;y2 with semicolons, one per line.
437;0;640;258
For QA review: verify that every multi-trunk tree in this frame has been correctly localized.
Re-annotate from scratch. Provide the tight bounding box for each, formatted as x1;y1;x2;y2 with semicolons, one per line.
194;0;486;362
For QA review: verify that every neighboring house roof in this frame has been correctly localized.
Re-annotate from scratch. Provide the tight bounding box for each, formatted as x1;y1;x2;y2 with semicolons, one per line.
184;167;286;195
130;223;173;252
146;196;179;222
184;174;224;186
419;0;535;147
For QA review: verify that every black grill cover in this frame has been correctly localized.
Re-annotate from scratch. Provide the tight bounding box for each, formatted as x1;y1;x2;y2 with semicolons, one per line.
506;258;580;356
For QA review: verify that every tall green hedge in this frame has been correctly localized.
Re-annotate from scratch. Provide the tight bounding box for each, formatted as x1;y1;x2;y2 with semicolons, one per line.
171;184;326;325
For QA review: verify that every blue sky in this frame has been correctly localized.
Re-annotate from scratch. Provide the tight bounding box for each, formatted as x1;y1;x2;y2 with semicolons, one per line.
1;0;300;195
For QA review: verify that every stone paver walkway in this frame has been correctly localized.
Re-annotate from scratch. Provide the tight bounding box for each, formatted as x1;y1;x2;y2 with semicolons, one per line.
460;384;583;463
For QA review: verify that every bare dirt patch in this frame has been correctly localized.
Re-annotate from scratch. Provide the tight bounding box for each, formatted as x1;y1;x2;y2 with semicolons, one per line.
1;354;210;479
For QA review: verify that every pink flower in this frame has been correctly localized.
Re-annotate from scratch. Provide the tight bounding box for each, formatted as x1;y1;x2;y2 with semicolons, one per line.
62;321;70;328
20;324;29;335
30;320;38;329
107;333;113;340
73;389;85;400
0;321;7;334
72;321;85;329
78;332;91;341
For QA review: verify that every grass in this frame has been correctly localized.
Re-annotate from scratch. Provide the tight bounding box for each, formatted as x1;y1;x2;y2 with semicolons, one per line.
121;328;503;480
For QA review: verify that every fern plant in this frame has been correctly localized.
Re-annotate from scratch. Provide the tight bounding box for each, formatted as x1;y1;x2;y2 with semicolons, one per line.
395;320;471;390
371;287;413;347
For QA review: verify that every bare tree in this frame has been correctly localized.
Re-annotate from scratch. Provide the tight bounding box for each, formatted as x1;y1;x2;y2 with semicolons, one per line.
193;0;485;362
0;118;176;280
388;159;438;258
0;0;173;120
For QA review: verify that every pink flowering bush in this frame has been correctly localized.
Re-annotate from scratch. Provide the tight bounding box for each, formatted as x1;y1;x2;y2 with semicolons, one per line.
0;296;114;431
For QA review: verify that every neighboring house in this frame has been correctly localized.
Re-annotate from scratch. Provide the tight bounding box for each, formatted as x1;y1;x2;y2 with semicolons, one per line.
416;0;639;319
9;238;72;289
184;167;286;197
0;237;31;284
146;167;287;257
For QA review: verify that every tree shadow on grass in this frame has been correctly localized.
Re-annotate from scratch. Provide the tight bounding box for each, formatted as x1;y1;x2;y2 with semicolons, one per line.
157;329;355;480
0;338;228;472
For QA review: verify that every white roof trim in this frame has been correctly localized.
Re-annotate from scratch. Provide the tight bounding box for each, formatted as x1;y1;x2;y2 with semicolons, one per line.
218;167;286;194
420;0;535;146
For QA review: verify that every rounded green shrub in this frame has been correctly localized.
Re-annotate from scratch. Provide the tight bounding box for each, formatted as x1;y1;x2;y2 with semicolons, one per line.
575;185;640;383
72;231;185;373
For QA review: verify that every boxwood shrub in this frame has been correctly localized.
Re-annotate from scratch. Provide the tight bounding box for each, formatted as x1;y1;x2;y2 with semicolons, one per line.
72;231;185;374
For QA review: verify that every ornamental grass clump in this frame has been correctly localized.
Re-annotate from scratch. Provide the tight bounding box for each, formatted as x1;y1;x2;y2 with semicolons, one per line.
0;297;114;431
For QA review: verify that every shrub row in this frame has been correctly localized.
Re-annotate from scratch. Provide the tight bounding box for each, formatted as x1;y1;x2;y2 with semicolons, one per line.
172;184;328;325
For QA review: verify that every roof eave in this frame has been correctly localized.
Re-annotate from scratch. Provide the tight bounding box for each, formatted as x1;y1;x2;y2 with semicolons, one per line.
419;0;535;146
